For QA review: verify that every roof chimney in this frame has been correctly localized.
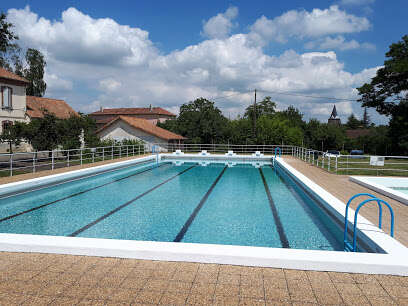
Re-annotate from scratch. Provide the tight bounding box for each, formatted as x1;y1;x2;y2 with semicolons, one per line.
100;106;103;112
149;104;152;112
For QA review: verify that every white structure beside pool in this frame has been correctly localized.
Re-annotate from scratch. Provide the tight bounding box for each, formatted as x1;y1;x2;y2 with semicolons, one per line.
350;176;408;205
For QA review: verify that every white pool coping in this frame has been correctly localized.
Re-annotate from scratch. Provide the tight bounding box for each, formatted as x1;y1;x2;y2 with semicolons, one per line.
350;176;408;205
0;154;407;275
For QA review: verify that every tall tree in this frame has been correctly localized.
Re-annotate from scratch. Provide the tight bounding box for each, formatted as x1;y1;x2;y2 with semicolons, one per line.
0;12;19;69
24;48;47;97
244;96;276;119
357;35;408;154
346;114;361;129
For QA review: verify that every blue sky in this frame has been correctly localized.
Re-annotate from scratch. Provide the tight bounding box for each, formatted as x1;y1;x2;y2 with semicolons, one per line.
2;0;407;123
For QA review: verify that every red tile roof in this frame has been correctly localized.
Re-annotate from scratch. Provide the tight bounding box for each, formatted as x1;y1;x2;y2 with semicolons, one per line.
0;67;29;84
90;107;176;117
97;115;185;141
26;96;78;119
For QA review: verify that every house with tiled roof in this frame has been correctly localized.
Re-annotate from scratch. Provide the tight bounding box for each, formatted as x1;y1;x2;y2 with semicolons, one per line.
0;67;77;134
96;116;185;149
89;106;176;129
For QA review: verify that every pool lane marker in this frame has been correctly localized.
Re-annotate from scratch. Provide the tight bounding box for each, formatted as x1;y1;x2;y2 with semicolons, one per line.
0;163;168;223
173;166;228;242
69;165;196;237
259;168;290;248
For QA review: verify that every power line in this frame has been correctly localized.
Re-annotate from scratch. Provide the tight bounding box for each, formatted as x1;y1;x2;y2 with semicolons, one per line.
257;89;358;102
207;91;251;101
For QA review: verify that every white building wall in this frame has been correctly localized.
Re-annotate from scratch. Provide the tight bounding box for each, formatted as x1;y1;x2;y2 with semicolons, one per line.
0;81;28;133
97;120;169;151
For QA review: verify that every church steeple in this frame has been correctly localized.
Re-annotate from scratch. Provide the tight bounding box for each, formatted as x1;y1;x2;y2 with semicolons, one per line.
328;105;341;126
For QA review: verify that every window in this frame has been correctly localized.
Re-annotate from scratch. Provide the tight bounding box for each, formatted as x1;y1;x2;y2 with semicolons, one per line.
1;86;12;109
2;120;13;132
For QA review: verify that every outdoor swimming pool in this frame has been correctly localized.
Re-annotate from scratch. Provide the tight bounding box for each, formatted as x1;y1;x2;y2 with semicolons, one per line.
0;159;346;251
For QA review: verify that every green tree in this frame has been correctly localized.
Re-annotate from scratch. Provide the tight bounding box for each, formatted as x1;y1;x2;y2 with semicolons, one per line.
345;114;361;129
171;98;228;143
0;12;19;69
357;35;408;154
24;48;47;97
23;112;61;151
244;96;276;120
0;121;26;153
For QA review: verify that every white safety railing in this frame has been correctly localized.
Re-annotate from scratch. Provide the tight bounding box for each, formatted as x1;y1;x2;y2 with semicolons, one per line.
1;143;407;177
0;144;146;177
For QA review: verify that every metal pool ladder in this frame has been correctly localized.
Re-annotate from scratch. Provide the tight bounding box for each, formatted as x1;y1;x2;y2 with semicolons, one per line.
344;193;394;252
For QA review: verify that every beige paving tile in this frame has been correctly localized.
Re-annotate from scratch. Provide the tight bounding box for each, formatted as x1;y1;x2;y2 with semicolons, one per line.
167;280;193;293
366;295;397;305
240;274;263;287
341;294;371;305
172;270;196;283
198;263;219;274
240;285;264;299
159;291;188;305
190;282;215;296
37;282;68;297
0;293;29;305
217;273;240;286
50;296;83;305
334;282;364;296
61;284;93;298
134;289;163;304
143;279;169;292
263;277;287;290
96;275;126;288
262;268;285;279
383;285;408;299
215;284;240;297
120;277;147;290
186;293;214;305
110;288;139;302
84;286;118;301
264;287;290;301
313;288;343;305
357;283;389;296
213;295;240;306
22;295;55;305
194;271;218;284
239;297;266;305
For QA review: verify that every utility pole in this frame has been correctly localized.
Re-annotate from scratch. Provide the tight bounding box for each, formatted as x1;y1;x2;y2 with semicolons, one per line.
253;89;257;140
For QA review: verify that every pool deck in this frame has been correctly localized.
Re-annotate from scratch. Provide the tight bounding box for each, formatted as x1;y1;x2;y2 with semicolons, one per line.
0;155;407;305
283;156;408;248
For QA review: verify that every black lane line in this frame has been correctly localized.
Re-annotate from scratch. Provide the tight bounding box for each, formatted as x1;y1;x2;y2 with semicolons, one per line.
173;166;228;242
259;168;290;248
0;163;168;223
69;165;196;237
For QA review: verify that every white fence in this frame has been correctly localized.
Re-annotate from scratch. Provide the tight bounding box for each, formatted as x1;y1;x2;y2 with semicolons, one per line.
0;143;407;177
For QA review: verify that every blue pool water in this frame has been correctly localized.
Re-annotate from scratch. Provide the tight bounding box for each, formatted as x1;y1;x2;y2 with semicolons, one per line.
0;160;345;251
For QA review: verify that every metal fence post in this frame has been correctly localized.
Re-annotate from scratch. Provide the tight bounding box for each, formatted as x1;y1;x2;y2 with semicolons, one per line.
126;146;128;157
10;154;13;177
132;145;135;156
33;153;36;173
67;150;70;167
138;145;140;155
92;151;95;163
102;148;105;161
80;149;83;165
112;145;114;159
52;151;54;170
328;156;331;172
335;156;338;174
119;146;122;158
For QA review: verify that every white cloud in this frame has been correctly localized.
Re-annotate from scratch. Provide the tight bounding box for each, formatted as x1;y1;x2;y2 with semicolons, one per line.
99;78;122;92
7;6;382;123
305;35;376;51
249;5;370;45
202;6;238;39
44;72;73;91
7;6;157;67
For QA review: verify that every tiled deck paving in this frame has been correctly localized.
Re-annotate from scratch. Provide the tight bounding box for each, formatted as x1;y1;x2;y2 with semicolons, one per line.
283;157;408;247
1;252;408;305
0;155;408;305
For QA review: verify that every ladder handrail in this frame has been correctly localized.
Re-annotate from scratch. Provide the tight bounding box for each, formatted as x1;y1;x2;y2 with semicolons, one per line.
344;193;394;252
344;193;383;250
275;147;281;158
352;198;394;251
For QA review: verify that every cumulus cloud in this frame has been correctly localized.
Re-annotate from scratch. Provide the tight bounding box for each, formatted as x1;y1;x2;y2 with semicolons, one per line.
305;35;376;51
6;6;381;122
44;72;73;91
7;6;157;67
99;78;122;92
249;5;370;45
202;6;238;39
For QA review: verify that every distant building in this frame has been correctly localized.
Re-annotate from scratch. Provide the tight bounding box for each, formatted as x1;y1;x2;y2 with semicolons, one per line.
96;116;185;150
345;129;370;139
328;105;341;126
89;106;176;129
0;67;77;152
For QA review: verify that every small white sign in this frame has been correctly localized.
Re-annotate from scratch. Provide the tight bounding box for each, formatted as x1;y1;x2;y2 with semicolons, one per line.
370;156;385;166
